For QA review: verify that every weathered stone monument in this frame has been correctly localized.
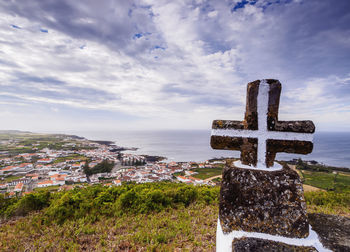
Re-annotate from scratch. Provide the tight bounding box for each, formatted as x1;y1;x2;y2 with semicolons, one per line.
211;79;329;251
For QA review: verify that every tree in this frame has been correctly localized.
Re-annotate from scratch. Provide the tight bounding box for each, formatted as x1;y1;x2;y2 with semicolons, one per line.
83;161;92;176
84;159;114;175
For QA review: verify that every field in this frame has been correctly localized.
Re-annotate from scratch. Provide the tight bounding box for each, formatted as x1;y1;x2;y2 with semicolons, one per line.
192;168;223;180
3;175;23;183
53;154;88;164
33;185;62;192
0;131;92;156
300;170;350;192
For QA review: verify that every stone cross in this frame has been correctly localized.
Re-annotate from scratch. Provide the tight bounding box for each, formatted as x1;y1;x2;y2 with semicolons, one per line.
211;79;315;168
212;80;328;251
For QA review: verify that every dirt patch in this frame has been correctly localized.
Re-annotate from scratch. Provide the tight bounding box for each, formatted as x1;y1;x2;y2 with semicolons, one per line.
204;175;222;182
303;184;325;192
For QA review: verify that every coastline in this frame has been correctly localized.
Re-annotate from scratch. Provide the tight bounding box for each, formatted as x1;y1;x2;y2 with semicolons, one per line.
65;130;350;169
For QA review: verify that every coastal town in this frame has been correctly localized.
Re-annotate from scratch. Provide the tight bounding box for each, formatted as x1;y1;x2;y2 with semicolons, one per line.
0;132;225;197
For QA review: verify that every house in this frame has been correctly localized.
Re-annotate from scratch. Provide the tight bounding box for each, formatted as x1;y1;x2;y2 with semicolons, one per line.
188;176;204;185
168;161;177;167
66;175;87;183
177;176;191;183
210;160;226;165
14;182;24;192
0;166;17;175
71;163;83;169
37;180;54;188
26;173;39;178
7;178;31;186
50;174;67;186
185;170;198;176
181;163;191;169
113;179;121;186
37;158;53;164
18;163;33;169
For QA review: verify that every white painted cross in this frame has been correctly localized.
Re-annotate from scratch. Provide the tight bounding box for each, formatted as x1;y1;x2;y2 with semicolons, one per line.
210;79;315;171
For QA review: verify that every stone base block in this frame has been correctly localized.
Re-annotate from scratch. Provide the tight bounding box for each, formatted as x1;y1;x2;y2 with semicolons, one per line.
232;238;318;252
220;161;309;238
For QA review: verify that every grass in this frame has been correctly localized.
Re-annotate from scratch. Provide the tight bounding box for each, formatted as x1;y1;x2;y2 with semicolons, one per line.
0;203;217;251
53;154;88;164
0;191;349;251
305;190;350;217
33;185;62;192
300;170;350;192
3;175;23;183
192;168;223;180
212;178;222;183
0;132;90;155
0;181;349;251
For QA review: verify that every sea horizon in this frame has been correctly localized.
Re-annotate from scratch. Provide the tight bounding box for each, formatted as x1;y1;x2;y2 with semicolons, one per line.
36;129;350;169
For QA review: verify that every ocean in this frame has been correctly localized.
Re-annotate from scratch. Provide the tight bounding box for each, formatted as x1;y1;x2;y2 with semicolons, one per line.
66;130;350;168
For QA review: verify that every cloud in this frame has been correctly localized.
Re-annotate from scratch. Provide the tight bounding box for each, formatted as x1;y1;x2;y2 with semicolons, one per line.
0;0;349;131
0;0;159;55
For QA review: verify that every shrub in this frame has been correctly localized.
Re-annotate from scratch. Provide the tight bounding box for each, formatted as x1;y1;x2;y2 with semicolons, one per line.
304;191;350;208
2;191;51;217
1;182;220;224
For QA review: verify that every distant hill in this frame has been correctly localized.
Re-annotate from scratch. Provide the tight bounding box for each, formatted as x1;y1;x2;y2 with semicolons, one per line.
0;130;32;134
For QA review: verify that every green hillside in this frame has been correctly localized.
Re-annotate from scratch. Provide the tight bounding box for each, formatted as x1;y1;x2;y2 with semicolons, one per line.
0;182;349;251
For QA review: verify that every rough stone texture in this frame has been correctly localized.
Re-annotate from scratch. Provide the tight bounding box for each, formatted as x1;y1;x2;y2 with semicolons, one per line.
219;161;309;238
309;213;350;252
212;120;245;130
211;136;257;165
232;237;317;252
266;140;313;168
244;80;259;130
211;79;315;167
273;121;315;133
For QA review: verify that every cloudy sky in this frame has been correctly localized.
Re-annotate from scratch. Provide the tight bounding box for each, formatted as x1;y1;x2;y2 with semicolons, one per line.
0;0;349;132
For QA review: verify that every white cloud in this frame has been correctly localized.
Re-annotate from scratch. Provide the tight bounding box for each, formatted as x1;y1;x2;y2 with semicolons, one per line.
0;0;349;131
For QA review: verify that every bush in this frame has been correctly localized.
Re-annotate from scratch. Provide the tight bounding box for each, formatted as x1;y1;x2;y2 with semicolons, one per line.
84;159;114;176
304;191;350;208
0;194;18;217
43;183;219;223
1;182;220;224
2;191;51;217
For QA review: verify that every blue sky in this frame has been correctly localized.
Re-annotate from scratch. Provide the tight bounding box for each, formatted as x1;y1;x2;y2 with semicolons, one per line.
0;0;349;132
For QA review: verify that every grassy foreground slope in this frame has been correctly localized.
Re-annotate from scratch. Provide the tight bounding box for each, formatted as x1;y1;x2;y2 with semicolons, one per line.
0;183;219;251
0;182;349;251
1;203;218;251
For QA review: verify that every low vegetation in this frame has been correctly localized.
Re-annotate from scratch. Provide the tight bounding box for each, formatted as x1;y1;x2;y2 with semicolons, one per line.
83;160;115;176
0;203;218;251
0;181;349;250
192;167;223;180
305;190;350;216
301;170;350;192
1;182;219;222
295;160;350;192
0;183;219;250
